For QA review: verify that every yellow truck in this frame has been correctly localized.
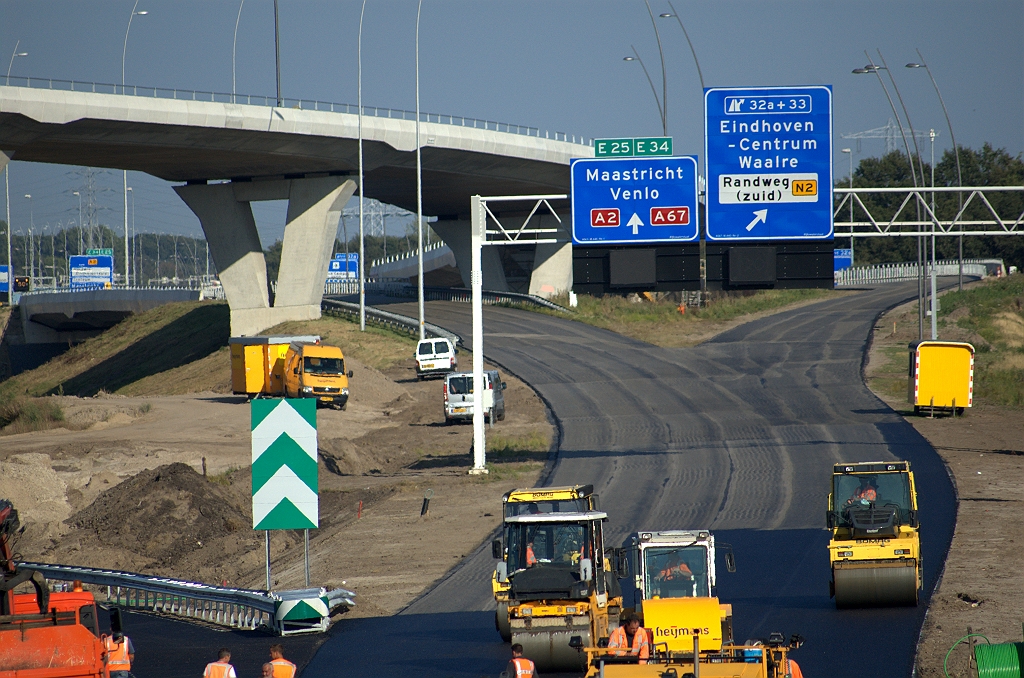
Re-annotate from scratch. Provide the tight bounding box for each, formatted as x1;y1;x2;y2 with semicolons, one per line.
230;335;352;409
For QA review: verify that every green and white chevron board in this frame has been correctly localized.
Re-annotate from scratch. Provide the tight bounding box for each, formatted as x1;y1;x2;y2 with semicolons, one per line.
252;398;318;530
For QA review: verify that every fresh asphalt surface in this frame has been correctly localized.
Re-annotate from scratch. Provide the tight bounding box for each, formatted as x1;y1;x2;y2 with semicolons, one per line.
301;283;956;678
117;283;955;677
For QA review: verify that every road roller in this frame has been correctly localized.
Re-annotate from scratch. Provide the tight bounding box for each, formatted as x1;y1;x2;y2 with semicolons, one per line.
491;485;599;643
617;530;736;644
827;461;921;608
490;499;620;672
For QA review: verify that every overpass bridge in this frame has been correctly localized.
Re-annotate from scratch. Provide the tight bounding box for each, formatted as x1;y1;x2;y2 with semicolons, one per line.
0;78;591;334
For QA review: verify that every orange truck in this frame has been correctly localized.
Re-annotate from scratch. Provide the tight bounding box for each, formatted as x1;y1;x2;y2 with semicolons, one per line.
0;500;117;678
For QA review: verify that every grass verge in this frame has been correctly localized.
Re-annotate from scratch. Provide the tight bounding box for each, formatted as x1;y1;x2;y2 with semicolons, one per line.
867;276;1024;409
544;288;839;347
0;394;67;435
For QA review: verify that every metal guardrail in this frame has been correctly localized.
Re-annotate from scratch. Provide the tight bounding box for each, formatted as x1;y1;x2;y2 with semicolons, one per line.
834;258;1002;286
19;561;355;636
322;298;461;345
2;76;592;146
367;281;574;314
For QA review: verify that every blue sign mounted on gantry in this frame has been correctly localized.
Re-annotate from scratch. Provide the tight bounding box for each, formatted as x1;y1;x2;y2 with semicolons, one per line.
704;86;833;241
571;156;699;244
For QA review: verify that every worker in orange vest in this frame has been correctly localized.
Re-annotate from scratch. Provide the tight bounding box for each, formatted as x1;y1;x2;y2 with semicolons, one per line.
658;553;693;581
269;644;296;678
608;614;649;660
788;657;805;678
848;477;878;505
104;632;135;678
526;542;538;566
506;643;536;677
203;648;237;678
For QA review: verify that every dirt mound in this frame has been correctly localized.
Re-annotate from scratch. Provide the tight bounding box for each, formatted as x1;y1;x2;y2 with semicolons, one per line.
66;462;248;566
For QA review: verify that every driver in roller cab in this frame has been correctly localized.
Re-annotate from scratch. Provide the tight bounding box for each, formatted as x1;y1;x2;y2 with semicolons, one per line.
847;476;878;505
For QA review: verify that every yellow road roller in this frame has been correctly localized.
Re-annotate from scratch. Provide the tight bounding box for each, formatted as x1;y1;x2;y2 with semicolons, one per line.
828;461;921;608
491;499;620;672
492;485;599;642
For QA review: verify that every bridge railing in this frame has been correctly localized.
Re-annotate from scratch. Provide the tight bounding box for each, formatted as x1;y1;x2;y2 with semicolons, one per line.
2;76;592;146
321;298;461;345
834;258;1002;286
19;561;355;636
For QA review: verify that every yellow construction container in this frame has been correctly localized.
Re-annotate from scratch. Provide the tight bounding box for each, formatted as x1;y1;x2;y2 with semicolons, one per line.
908;340;974;414
229;335;320;397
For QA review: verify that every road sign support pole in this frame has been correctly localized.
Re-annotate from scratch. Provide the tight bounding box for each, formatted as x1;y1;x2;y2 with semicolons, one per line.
469;195;488;474
303;528;310;587
265;530;271;591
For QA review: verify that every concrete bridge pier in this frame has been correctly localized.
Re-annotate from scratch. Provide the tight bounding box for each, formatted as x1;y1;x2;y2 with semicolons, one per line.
175;176;356;336
431;212;572;298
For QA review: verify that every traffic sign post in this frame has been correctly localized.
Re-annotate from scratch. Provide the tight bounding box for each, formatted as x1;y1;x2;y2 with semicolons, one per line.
704;86;833;241
571;156;699;245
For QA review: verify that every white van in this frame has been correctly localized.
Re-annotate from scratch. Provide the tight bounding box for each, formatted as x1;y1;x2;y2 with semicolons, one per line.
415;337;458;380
444;370;506;424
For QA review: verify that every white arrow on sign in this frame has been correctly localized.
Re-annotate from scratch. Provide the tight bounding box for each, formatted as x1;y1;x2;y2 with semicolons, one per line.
627;212;644;235
745;209;768;231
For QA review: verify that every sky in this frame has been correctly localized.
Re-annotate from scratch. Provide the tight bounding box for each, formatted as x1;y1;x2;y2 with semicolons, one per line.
2;0;1022;247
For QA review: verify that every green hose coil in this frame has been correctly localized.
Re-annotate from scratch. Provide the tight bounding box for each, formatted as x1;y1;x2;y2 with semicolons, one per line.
975;643;1024;678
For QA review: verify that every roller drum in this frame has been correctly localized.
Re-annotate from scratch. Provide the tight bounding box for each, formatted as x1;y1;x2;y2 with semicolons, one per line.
512;628;590;673
834;561;918;608
495;602;512;642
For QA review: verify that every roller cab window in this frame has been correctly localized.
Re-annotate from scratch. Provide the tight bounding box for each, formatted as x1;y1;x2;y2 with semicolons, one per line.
507;523;591;573
504;498;588;518
832;473;912;527
643;545;709;598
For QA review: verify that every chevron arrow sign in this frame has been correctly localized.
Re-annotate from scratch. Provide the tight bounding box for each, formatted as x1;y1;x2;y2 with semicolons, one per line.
252;399;318;530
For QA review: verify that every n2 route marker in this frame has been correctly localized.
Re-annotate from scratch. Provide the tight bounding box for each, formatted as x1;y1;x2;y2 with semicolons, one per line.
704;85;833;241
571;156;699;245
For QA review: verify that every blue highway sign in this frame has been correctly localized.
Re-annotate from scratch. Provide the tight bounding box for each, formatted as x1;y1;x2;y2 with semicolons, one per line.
69;254;114;289
328;252;358;279
705;85;833;241
834;248;853;272
0;265;8;294
571;156;699;244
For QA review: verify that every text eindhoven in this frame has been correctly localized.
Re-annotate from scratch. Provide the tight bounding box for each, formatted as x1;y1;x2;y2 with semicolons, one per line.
720;118;816;169
585;165;688;201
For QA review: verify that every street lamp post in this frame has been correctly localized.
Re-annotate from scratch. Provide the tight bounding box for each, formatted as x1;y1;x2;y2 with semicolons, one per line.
123;2;147;289
624;50;665;136
273;0;282;107
127;186;136;286
842;148;854;264
907;52;965;290
415;0;426;341
232;0;245;103
6;40;27;84
853;57;925;341
72;191;82;255
24;194;32;282
4;158;14;304
659;3;704;90
357;0;367;331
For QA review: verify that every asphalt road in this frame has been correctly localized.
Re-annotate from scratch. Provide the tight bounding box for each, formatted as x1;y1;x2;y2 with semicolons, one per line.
301;283;956;678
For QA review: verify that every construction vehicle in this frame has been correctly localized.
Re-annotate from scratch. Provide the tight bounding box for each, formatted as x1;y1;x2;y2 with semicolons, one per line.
0;499;117;678
571;530;803;677
492;485;600;642
490;485;621;672
827;461;921;608
618;530;736;644
231;335;353;408
283;341;353;409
